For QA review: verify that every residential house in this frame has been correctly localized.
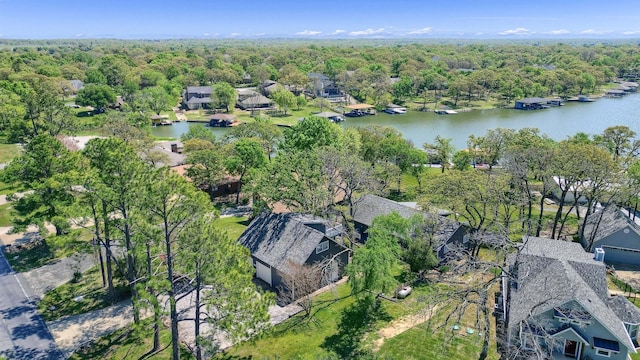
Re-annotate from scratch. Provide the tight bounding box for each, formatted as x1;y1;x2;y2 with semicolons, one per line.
236;88;260;101
351;194;466;261
182;86;212;110
238;212;349;292
147;141;185;167
308;73;342;99
260;80;279;96
550;176;588;205
237;94;273;111
170;164;241;200
582;206;640;266
502;236;640;359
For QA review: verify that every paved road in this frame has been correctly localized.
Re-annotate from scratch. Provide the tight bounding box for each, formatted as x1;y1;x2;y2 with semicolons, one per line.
0;250;62;359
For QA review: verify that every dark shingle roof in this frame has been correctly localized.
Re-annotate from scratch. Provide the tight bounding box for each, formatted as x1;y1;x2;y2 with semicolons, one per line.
186;86;212;95
238;212;342;274
608;295;640;325
508;237;635;352
239;94;272;107
582;206;640;246
186;97;211;105
352;194;462;246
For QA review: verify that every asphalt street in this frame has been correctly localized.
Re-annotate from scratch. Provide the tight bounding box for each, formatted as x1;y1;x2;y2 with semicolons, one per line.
0;250;62;359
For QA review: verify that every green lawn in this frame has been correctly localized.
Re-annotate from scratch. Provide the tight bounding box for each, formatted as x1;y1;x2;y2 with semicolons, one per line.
0;143;21;163
213;215;250;242
6;228;92;273
219;280;496;360
218;283;357;359
38;266;130;322
0;203;12;227
69;317;194;360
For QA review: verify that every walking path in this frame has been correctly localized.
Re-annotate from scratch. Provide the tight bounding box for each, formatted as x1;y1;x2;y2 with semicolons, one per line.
22;254;95;300
173;107;187;121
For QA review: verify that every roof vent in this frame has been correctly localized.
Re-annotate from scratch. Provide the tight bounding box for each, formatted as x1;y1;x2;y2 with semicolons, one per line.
594;247;605;262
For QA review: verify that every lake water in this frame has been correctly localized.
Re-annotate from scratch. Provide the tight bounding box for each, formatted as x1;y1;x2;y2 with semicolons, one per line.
152;94;640;149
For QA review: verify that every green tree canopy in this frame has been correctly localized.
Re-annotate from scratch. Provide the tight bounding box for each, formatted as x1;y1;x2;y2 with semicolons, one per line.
347;212;404;297
281;117;342;151
212;82;238;112
180;124;217;144
76;84;117;111
2;135;79;235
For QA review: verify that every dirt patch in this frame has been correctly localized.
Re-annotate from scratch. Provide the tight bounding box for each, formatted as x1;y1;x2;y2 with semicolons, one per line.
613;269;640;291
372;305;439;351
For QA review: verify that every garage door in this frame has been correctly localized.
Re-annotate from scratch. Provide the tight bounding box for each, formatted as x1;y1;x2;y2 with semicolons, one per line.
255;261;272;286
602;246;640;266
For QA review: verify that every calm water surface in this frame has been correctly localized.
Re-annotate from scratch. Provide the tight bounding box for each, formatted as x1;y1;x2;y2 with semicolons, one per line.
153;95;640;149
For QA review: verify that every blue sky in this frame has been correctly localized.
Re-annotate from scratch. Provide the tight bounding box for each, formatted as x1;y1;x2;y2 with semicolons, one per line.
1;0;640;39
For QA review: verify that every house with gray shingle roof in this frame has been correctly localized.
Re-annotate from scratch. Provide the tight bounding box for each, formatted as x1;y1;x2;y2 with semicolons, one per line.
351;194;466;261
582;206;640;266
182;86;213;110
238;212;349;292
502;236;640;359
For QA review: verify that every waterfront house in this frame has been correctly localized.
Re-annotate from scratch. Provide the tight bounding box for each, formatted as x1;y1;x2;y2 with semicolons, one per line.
502;236;640;359
237;94;273;111
308;73;343;99
238;212;349;292
582;206;640;266
183;86;212;110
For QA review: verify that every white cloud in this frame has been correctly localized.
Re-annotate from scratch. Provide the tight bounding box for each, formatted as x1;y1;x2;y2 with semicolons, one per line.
230;33;241;36
331;29;346;35
203;33;210;36
407;27;432;35
475;32;483;36
295;30;321;36
349;28;385;36
622;31;640;35
75;33;83;37
581;29;605;35
498;27;534;35
543;29;570;35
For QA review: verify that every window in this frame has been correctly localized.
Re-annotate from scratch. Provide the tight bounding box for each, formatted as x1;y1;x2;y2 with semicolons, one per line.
316;241;329;254
595;349;611;357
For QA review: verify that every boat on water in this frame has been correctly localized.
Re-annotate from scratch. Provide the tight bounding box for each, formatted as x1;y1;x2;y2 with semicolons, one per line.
577;95;595;102
384;104;407;114
434;109;458;115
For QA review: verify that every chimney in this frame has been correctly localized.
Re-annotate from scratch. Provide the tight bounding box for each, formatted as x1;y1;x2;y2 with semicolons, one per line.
594;248;605;262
